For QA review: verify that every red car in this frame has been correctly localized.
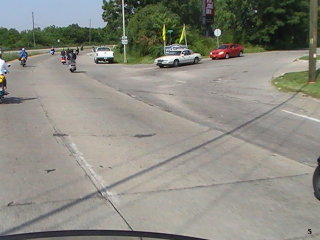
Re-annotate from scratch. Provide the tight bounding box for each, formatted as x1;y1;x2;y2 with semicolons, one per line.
209;44;244;59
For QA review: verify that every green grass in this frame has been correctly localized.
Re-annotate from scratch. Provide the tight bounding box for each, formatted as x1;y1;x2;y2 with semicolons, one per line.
3;51;44;62
244;45;266;53
273;71;320;98
299;55;320;61
113;47;154;64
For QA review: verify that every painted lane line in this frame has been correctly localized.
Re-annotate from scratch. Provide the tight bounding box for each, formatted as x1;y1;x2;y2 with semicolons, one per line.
282;110;320;123
68;142;119;204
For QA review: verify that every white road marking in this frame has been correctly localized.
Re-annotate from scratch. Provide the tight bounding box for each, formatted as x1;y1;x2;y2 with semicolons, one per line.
282;110;320;123
68;142;119;204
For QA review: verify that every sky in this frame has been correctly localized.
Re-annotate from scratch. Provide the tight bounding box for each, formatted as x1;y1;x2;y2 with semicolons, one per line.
1;0;106;31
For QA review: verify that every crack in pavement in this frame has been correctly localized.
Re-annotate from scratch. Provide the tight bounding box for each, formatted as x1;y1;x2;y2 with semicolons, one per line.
1;196;102;210
114;173;310;196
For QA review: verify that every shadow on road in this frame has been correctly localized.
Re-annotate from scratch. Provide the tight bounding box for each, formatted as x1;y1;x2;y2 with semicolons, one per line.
1;97;37;104
22;65;36;68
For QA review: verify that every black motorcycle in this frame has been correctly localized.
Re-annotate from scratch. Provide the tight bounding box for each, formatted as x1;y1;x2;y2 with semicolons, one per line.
313;156;320;200
20;57;27;67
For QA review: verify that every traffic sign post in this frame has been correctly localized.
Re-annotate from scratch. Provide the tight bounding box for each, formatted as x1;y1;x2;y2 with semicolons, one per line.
214;29;222;48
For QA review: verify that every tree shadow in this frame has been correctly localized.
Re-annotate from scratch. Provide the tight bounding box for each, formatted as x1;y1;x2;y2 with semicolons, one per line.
1;97;38;104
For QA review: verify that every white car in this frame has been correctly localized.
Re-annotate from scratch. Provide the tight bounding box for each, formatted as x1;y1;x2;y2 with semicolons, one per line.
94;47;114;63
154;49;202;68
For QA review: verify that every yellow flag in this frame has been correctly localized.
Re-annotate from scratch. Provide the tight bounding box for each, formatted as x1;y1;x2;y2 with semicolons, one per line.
162;24;166;41
179;24;186;44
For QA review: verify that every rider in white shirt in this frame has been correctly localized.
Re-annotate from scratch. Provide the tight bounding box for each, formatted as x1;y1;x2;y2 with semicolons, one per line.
0;52;10;94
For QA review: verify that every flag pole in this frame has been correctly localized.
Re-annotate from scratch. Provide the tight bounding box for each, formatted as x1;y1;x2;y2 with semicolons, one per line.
162;24;166;54
184;24;188;48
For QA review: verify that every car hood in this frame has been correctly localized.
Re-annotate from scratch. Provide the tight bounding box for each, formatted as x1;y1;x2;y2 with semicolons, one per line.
211;49;226;54
0;230;207;240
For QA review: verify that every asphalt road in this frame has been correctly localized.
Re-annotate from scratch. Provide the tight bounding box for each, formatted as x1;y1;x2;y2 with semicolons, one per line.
0;51;319;240
83;51;320;166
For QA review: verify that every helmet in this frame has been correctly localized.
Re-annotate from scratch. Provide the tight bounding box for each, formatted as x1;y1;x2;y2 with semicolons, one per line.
22;48;25;51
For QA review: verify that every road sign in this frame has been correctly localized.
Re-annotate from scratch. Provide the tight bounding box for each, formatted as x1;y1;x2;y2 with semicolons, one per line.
214;29;221;37
122;39;128;45
121;36;128;41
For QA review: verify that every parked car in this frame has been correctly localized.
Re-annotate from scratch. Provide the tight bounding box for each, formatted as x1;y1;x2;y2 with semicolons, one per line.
94;47;114;63
210;44;244;59
154;49;202;68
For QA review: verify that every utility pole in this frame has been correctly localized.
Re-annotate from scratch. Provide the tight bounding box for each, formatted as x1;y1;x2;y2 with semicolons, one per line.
121;0;127;63
89;19;92;46
309;0;318;83
32;12;36;48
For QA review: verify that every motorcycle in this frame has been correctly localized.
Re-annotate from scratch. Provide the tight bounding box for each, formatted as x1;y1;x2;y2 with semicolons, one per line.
313;156;320;200
0;76;5;103
20;57;27;67
60;56;67;64
68;59;76;72
0;66;10;104
50;49;55;55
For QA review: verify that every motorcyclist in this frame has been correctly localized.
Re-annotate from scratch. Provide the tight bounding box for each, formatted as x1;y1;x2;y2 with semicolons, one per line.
19;48;28;60
67;49;77;62
61;49;66;57
0;52;10;94
75;47;79;55
50;47;55;55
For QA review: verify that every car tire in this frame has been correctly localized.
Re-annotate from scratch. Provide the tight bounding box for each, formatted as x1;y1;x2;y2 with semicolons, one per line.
193;57;199;64
225;54;230;59
159;65;164;68
239;51;244;57
313;166;320;200
95;59;99;64
173;60;179;67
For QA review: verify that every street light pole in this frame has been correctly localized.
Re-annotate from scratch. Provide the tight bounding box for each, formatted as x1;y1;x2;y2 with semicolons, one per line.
89;19;92;46
308;0;318;83
121;0;127;63
32;12;36;48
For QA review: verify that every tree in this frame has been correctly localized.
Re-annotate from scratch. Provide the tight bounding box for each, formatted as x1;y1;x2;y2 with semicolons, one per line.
214;0;309;48
127;3;181;56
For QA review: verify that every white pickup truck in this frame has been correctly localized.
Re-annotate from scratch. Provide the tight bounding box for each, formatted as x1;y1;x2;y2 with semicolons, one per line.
94;47;114;63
